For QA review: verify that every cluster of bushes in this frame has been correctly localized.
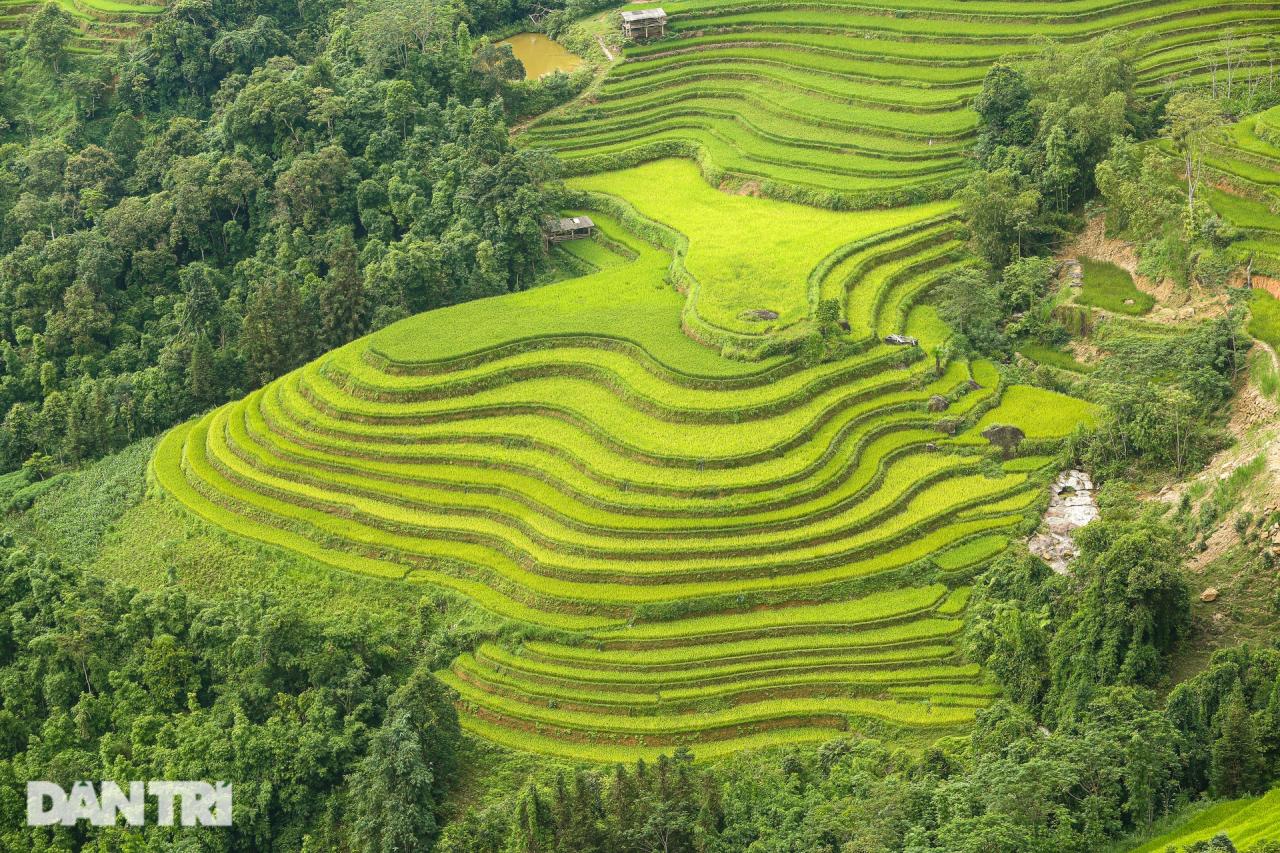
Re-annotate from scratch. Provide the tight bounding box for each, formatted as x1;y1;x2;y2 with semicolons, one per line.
1096;124;1243;289
1068;313;1248;479
942;37;1152;363
959;35;1153;272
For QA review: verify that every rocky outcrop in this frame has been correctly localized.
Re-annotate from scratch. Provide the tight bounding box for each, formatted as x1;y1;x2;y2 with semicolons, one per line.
982;424;1025;454
1028;470;1100;574
928;394;950;412
1062;257;1083;288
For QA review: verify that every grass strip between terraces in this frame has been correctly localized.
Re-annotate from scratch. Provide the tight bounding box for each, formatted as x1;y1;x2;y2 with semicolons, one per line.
521;619;966;666
228;402;987;551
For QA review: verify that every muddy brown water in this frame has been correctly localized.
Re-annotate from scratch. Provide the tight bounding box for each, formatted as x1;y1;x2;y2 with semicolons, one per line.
499;32;583;79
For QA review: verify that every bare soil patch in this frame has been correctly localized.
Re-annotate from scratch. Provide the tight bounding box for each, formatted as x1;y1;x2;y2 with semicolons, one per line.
720;179;763;197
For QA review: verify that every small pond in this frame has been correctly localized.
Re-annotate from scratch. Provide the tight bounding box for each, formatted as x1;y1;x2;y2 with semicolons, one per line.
499;32;583;79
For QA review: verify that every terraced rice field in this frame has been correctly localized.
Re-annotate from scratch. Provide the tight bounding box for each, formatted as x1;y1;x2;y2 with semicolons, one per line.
1192;105;1280;275
1074;260;1154;316
14;0;164;53
150;0;1260;761
1130;787;1280;852
527;0;1280;210
152;176;1095;760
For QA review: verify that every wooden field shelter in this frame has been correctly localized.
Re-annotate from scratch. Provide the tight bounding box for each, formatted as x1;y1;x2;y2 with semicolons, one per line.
544;215;596;243
621;8;667;40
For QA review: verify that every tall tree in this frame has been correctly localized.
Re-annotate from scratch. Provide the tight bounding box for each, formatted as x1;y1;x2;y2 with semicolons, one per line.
1210;687;1267;797
973;63;1036;160
187;333;216;408
1165;92;1222;217
23;2;75;72
347;667;460;853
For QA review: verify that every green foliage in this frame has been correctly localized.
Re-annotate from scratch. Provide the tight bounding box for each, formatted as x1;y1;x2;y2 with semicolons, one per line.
1166;646;1280;799
1166;91;1224;217
3;0;1279;850
0;541;461;851
966;504;1190;726
956;166;1042;270
23;3;76;71
348;667;460;852
0;0;560;474
1096;135;1182;239
1078;316;1247;477
1044;517;1190;723
440;750;708;853
935;254;1068;359
1001;256;1057;313
961;34;1144;266
1211;688;1268;799
936;265;1006;353
964;550;1060;708
973;63;1036;158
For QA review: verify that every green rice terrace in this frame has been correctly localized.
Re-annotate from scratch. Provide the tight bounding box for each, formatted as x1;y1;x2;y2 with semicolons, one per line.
145;0;1280;763
1195;104;1280;276
150;155;1097;762
1129;786;1280;852
528;0;1280;208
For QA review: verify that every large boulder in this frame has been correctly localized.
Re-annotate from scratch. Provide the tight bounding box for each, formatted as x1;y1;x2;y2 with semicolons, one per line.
928;394;950;412
982;424;1025;453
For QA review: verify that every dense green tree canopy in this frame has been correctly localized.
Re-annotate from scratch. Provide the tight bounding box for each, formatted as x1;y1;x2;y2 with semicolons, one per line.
0;0;559;475
0;541;460;851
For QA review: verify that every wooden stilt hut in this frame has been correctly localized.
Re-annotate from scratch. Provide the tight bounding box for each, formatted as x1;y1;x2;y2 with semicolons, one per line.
621;8;667;40
543;215;596;244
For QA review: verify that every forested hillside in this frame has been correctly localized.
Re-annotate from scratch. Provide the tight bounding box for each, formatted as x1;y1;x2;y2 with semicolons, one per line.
0;0;560;474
